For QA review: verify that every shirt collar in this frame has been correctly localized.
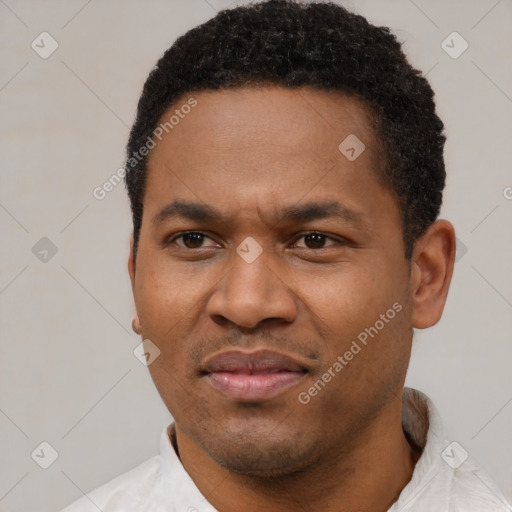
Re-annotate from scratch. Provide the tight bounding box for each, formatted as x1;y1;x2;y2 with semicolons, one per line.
390;387;448;510
159;423;217;511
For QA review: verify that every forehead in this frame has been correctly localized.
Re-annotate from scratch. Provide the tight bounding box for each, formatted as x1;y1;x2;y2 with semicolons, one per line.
143;86;397;232
151;86;379;160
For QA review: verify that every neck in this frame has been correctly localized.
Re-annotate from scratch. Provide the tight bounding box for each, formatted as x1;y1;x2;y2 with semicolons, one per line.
174;393;421;512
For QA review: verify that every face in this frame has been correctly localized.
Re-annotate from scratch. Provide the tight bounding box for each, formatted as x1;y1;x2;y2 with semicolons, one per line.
130;86;416;476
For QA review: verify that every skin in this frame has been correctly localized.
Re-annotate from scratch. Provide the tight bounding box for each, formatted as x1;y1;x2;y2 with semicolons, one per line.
128;86;456;512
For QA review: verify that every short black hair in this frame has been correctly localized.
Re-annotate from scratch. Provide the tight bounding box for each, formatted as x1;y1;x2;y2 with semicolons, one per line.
125;0;445;259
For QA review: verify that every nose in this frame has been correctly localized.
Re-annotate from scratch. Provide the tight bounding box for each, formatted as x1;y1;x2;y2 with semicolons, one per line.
206;245;297;329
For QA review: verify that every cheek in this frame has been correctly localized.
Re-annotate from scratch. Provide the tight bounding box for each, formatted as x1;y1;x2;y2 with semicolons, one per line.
299;264;402;343
133;254;227;377
134;253;206;329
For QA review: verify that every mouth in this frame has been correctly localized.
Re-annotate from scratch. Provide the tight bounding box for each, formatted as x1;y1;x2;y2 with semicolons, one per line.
202;349;308;402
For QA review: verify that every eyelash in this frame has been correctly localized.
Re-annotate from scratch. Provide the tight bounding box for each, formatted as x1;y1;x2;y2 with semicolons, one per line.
165;231;345;250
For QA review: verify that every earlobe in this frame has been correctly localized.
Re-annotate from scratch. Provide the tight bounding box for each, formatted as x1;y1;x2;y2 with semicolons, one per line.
132;316;142;335
410;220;456;329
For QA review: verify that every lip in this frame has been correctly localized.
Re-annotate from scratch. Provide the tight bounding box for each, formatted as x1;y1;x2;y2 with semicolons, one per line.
202;349;308;402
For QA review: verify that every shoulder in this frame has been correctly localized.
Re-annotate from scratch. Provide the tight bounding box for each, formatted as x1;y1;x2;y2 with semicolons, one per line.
59;455;163;512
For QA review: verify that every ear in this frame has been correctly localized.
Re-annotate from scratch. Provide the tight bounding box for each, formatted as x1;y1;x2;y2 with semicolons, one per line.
128;233;136;292
128;234;142;335
410;220;456;329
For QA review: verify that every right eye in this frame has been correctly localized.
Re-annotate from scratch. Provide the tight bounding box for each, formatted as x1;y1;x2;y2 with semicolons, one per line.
165;231;220;249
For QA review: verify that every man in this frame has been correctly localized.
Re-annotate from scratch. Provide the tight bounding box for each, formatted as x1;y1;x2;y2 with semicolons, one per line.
62;0;510;510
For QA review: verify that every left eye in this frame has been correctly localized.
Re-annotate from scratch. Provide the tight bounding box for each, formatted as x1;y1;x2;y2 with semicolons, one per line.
291;232;340;250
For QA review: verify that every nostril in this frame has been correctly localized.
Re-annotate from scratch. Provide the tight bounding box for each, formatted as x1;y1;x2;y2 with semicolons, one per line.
211;314;230;327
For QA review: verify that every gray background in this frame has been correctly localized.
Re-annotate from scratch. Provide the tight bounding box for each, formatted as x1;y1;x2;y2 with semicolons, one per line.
0;0;511;510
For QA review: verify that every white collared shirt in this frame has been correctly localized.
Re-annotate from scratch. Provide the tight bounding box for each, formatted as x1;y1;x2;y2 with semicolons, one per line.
61;387;511;511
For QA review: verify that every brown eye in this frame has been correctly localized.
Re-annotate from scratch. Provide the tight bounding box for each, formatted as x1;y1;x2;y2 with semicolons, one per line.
168;231;218;249
303;233;327;249
180;232;206;248
293;232;339;250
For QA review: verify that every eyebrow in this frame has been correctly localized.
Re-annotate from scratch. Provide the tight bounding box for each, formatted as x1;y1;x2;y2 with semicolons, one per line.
152;199;367;228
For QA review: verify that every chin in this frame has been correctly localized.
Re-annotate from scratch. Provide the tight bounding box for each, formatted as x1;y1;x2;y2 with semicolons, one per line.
195;420;321;478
